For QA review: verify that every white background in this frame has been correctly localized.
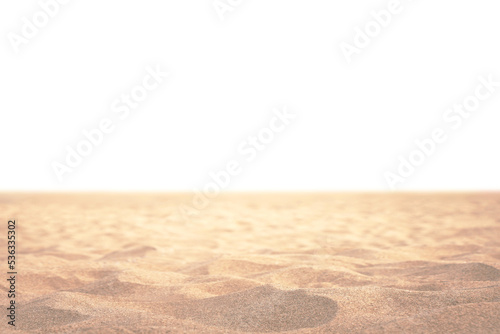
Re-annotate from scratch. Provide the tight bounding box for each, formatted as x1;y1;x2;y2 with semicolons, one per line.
1;0;499;191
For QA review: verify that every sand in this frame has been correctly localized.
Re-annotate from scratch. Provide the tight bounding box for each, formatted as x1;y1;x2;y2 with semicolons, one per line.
1;193;499;333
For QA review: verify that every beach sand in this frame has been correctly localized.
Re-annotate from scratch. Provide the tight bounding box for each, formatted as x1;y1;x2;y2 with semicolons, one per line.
1;193;499;333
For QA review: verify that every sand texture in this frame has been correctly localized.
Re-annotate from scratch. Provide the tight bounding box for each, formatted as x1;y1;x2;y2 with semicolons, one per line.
1;193;500;333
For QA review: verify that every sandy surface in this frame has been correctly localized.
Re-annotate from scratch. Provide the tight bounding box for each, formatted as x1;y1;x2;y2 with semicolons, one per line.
1;193;500;333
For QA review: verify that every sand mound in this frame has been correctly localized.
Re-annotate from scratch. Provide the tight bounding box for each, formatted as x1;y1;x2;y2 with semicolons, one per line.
412;263;500;281
99;245;157;261
360;261;500;281
18;296;91;331
168;285;338;332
